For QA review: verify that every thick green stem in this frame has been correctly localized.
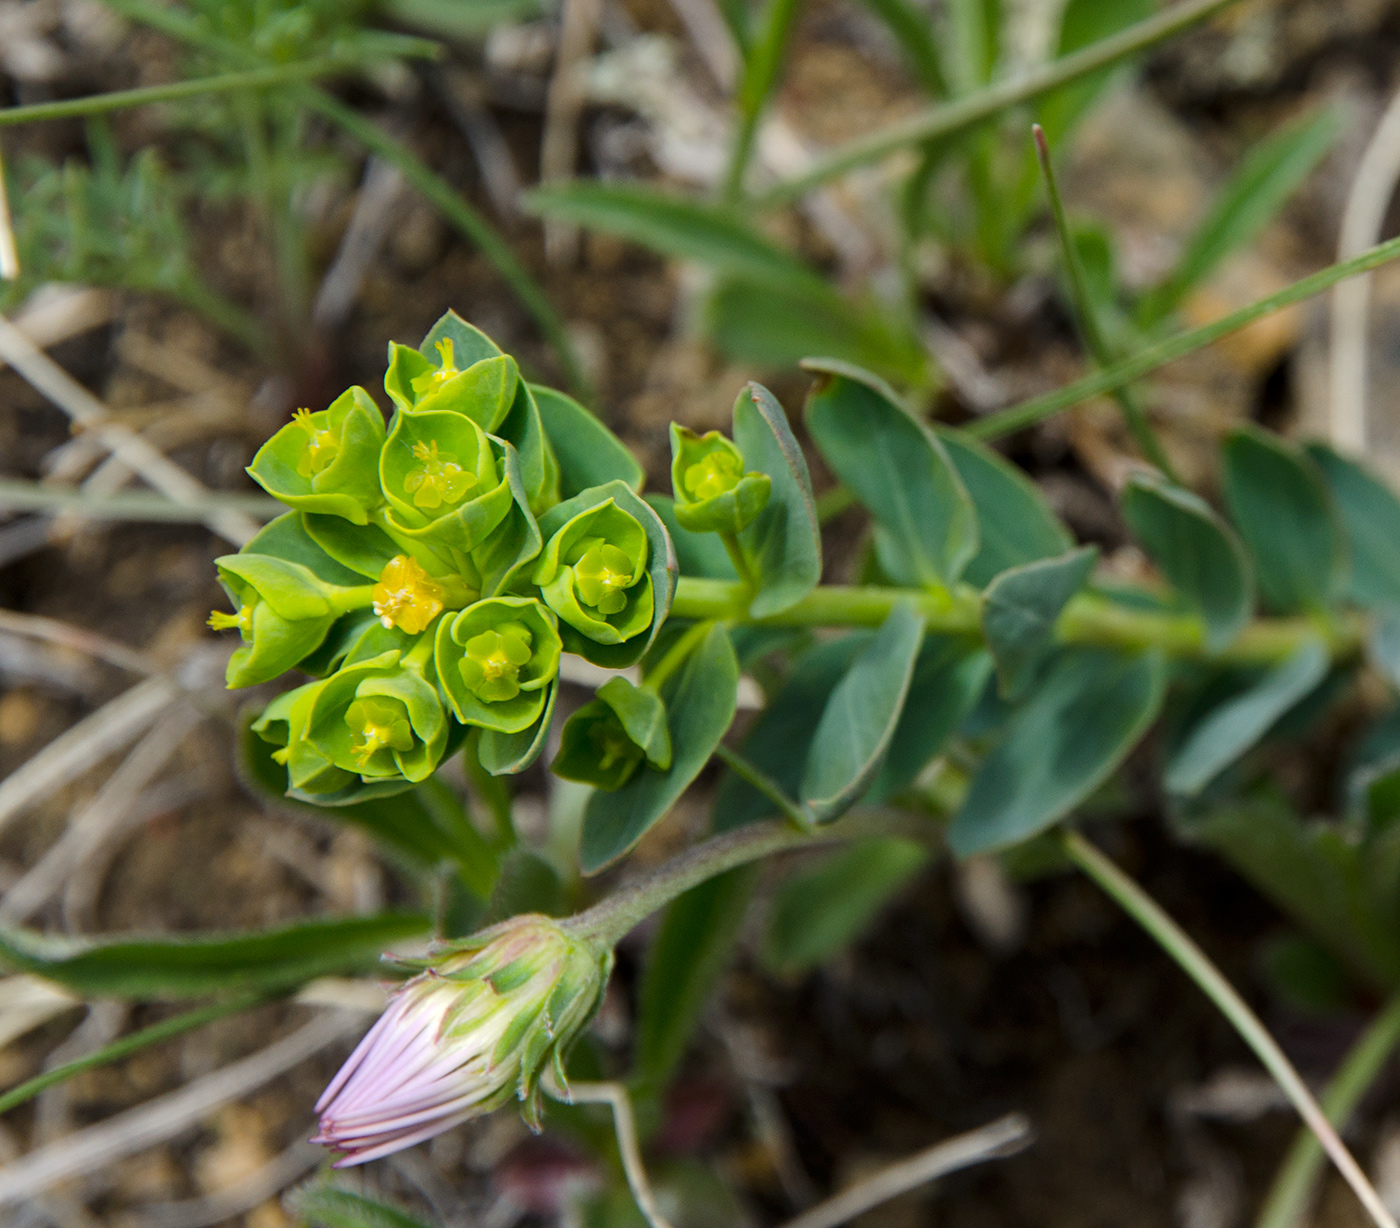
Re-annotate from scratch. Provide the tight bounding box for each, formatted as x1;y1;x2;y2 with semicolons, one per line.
1062;831;1399;1228
670;576;1365;666
563;810;930;949
1257;992;1400;1228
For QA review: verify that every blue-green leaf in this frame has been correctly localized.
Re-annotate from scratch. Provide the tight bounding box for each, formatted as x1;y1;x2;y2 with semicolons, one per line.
1222;426;1346;615
938;428;1072;588
734;382;822;617
763;837;928;974
1121;471;1253;650
478;680;558;776
532;383;644;499
1305;443;1400;609
1165;639;1329;796
801;603;925;823
0;913;430;1000
949;648;1166;857
804;361;977;586
645;493;737;581
980;547;1097;699
582;624;739;871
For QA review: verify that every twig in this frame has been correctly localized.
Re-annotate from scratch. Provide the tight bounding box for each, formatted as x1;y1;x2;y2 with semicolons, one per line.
561;1081;674;1228
665;0;739;90
1061;830;1400;1228
776;1113;1034;1228
0;609;157;676
0;139;18;281
427;68;524;222
540;0;603;264
0;1011;361;1207
0;977;79;1053
0;316;259;545
1330;85;1400;453
312;156;406;332
131;1142;324;1228
0;479;282;524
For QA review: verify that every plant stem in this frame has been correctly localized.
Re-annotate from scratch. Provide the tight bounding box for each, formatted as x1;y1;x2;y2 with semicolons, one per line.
972;232;1400;441
1061;830;1399;1228
1257;991;1400;1228
564;809;930;949
0;479;282;523
718;530;756;591
0;993;266;1116
643;620;712;694
1033;124;1177;478
753;0;1244;209
714;744;811;827
669;576;1365;666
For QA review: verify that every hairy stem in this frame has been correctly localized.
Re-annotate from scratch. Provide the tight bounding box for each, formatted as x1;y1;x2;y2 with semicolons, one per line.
1257;991;1400;1228
1061;830;1399;1228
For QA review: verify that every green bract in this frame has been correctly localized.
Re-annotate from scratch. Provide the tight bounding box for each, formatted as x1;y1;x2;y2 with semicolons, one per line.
385;338;519;431
379;410;514;553
247;387;386;525
532;499;653;650
435;597;562;734
251;678;355;797
669;424;772;534
553;677;672;790
304;651;448;784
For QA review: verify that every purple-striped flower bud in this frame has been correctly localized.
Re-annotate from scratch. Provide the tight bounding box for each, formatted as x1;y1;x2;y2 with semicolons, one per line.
312;915;611;1167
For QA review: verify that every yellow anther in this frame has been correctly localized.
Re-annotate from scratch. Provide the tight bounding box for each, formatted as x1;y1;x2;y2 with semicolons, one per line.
372;555;445;634
403;439;476;510
292;408;339;477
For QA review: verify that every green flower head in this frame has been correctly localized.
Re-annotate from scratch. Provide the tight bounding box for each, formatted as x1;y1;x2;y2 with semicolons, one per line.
211;553;370;689
435;597;562;733
552;677;671;791
669;425;771;534
247;387;386;524
305;651;449;783
531;500;653;648
379;410;514;553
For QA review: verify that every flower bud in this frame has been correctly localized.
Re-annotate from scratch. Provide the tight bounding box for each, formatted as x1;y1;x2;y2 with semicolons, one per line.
251;679;355;796
435;597;561;733
552;677;671;790
669;424;771;534
247;387;386;525
530;499;653;650
313;915;612;1165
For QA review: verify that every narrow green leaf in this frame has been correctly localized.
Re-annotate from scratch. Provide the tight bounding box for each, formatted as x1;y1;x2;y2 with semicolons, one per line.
532;384;645;499
633;867;755;1088
1165;639;1329;796
869;638;993;802
804;361;978;586
1306;443;1400;609
1222;426;1346;614
1121;470;1253;650
763;837;928;974
294;1184;436;1228
948;648;1166;857
980;547;1097;698
858;0;946;95
734;382;822;617
1139;108;1339;326
582;625;739;872
801;603;925;823
938;428;1073;588
0;913;429;1000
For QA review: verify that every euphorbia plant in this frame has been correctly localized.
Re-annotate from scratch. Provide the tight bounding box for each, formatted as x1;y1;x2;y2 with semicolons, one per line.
205;308;1400;1228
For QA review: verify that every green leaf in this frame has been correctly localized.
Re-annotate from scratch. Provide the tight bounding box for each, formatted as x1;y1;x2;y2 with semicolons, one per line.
478;680;558;776
581;624;739;871
804;361;977;586
1305;443;1400;608
1139;108;1339;326
713;635;867;831
858;0;946;95
948;648;1166;857
980;547;1097;698
1221;426;1346;615
734;382;822;617
598;676;672;769
869;637;993;802
1031;0;1153;148
938;428;1072;588
532;383;644;499
1121;471;1253;650
801;603;925;823
293;1184;436;1228
763;837;928;974
0;913;430;1000
645;493;738;581
633;867;755;1089
1164;639;1329;797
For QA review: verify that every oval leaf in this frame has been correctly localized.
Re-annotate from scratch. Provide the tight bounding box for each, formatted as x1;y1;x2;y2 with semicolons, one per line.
948;648;1166;857
1222;426;1346;614
734;382;822;617
582;624;739;872
532;383;644;498
1165;639;1329;797
1121;471;1253;650
1305;442;1400;609
478;680;558;776
980;546;1097;699
804;361;977;586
